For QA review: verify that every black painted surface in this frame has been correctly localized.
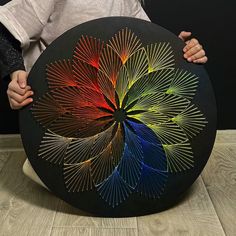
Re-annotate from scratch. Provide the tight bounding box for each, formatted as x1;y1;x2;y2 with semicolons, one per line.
19;17;216;216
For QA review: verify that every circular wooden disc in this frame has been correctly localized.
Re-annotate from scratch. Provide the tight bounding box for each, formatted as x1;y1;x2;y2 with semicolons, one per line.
19;17;217;216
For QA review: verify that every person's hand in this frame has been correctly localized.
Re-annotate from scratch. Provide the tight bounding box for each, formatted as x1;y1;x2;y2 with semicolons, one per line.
7;70;33;109
178;31;208;64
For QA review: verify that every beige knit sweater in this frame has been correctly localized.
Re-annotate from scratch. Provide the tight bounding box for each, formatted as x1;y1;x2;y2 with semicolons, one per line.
0;0;150;71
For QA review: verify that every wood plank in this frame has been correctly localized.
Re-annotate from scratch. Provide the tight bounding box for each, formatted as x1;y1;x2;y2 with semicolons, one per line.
137;177;225;236
0;150;59;236
101;217;137;229
51;227;137;236
0;134;23;149
90;228;137;236
51;227;90;236
0;151;10;172
202;143;236;236
215;130;236;144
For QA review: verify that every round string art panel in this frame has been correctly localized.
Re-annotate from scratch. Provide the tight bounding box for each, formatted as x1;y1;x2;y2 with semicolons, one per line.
19;17;217;216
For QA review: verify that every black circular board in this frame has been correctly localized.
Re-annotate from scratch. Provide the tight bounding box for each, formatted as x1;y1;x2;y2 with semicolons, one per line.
19;17;217;217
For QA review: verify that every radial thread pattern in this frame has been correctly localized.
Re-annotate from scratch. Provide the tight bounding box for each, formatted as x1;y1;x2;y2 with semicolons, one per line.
31;28;207;208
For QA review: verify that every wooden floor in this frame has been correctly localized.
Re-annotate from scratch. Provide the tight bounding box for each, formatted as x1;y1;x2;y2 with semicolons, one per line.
0;130;235;236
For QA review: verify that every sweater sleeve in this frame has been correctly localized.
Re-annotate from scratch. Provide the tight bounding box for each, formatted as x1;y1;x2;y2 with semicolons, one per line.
0;23;25;78
131;0;150;21
0;0;55;49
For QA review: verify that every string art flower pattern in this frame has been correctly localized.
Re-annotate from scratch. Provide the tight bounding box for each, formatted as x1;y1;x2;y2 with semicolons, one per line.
31;28;207;207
